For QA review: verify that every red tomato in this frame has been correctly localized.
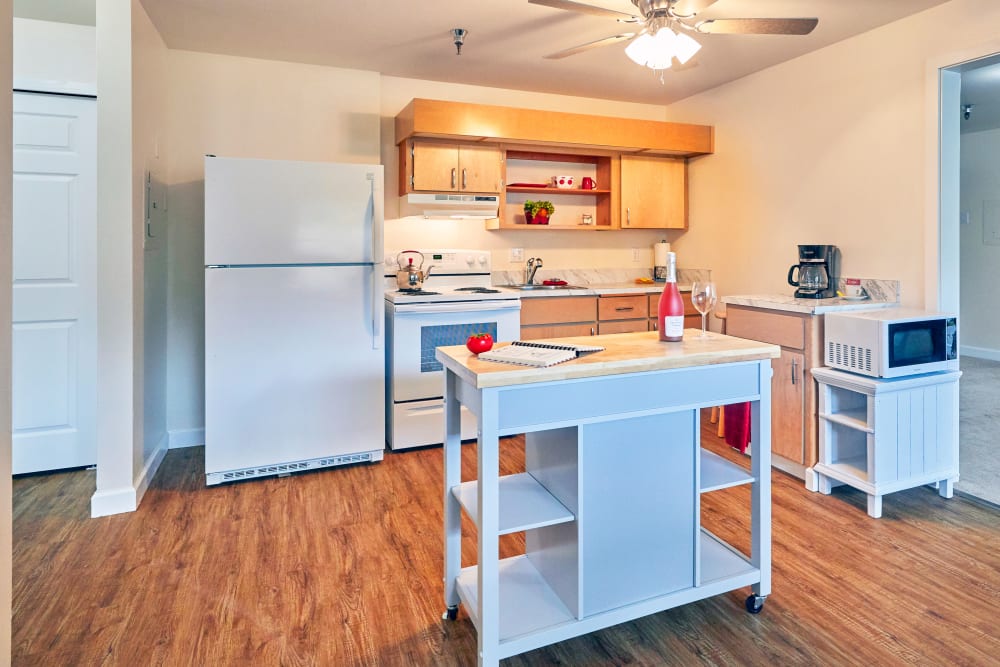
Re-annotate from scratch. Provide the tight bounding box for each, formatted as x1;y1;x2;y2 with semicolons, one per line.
465;333;494;354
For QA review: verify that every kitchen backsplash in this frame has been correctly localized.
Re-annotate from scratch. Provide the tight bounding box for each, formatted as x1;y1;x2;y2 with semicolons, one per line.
836;278;900;301
492;267;712;286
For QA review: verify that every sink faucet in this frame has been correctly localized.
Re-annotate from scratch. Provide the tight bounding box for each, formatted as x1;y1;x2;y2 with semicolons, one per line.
526;257;543;285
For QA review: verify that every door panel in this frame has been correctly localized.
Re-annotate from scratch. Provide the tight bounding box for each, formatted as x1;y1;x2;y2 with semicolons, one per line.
204;157;382;265
772;350;805;464
12;93;97;474
411;142;459;192
458;144;502;193
205;266;384;474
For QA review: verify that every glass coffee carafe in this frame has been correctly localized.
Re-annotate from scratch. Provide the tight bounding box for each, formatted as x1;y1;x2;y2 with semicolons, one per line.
788;262;829;292
788;244;837;298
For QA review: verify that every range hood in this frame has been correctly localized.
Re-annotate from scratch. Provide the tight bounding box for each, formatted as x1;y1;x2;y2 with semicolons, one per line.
399;193;499;219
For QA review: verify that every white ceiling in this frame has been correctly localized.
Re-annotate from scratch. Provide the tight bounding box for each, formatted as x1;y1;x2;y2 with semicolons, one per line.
13;0;1000;130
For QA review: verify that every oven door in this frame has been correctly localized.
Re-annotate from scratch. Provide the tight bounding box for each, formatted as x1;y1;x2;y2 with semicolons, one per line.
390;300;521;402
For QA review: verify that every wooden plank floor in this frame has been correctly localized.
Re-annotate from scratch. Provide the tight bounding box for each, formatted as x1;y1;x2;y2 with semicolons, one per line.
12;418;1000;666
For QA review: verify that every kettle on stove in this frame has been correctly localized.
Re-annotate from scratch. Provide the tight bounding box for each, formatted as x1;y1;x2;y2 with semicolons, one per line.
395;250;435;291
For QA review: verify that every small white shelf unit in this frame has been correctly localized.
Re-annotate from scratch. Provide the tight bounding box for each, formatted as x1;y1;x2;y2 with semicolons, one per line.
807;367;961;518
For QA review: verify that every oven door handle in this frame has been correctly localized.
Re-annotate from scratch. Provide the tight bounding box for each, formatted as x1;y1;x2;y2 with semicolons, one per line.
392;300;522;314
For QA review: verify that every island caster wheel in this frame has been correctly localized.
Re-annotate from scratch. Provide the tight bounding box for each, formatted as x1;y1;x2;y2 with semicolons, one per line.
745;594;765;614
442;605;459;621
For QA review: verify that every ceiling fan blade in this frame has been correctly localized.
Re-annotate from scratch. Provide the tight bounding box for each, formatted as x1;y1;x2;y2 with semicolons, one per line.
696;18;819;35
670;0;720;17
528;0;640;22
544;33;637;59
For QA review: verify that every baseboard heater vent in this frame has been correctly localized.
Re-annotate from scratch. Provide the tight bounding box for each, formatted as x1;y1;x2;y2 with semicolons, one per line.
206;449;384;486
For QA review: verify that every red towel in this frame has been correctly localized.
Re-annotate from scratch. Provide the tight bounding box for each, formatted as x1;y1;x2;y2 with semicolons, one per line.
724;402;751;454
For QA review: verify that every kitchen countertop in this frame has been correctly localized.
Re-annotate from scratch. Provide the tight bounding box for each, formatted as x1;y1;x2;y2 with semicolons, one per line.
497;282;692;297
435;330;780;389
723;293;899;314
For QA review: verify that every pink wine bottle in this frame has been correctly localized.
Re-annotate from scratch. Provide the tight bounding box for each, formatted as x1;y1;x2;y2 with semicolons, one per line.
657;252;684;342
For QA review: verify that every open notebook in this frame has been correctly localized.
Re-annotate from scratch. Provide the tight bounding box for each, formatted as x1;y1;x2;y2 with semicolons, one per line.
477;341;605;368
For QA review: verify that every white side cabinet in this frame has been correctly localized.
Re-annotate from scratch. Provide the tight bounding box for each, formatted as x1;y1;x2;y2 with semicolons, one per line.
807;368;961;518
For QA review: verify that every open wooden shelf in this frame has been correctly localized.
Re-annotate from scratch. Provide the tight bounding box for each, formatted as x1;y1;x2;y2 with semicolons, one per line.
506;186;611;195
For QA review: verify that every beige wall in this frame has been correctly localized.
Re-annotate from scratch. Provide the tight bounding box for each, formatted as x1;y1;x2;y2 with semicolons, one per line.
133;0;170;484
665;0;1000;307
2;0;14;660
164;51;382;438
960;127;1000;354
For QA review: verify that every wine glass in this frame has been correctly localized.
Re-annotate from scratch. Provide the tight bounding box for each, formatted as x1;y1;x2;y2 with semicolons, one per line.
691;281;718;338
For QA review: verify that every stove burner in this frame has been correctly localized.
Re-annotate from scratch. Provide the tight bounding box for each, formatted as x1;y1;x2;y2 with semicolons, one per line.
397;289;440;296
454;287;501;294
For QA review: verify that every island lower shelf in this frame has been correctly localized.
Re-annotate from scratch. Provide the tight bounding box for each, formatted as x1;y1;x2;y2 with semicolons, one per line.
455;530;759;646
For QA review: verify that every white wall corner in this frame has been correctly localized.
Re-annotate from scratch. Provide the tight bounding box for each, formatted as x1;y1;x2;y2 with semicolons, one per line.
90;434;167;518
168;427;204;449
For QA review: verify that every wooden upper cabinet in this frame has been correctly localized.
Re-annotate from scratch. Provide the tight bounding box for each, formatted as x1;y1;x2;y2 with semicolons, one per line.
620;156;687;230
406;139;502;194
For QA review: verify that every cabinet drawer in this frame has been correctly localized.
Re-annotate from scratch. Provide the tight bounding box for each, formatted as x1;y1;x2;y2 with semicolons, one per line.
520;296;597;326
599;320;649;335
649;314;709;333
727;307;805;350
647;292;697;317
599;295;648;321
521;323;595;340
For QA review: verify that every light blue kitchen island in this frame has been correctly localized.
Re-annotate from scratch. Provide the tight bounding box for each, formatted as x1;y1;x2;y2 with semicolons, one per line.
436;330;781;666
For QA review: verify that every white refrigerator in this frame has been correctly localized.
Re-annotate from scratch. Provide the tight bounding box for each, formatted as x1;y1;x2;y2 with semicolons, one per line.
204;156;385;485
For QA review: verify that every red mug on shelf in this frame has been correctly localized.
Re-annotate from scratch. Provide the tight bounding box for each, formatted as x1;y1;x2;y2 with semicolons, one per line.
581;177;596;190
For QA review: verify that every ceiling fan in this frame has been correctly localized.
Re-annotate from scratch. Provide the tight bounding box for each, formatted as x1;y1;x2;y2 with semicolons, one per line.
529;0;818;68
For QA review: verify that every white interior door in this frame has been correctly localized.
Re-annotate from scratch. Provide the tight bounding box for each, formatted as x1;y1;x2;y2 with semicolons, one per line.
12;92;97;474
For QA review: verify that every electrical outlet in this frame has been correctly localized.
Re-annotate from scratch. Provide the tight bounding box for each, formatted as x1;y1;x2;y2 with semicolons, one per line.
632;248;641;262
510;247;524;262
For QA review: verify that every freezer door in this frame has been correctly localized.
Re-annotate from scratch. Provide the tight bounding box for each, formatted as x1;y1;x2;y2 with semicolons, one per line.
205;265;384;474
205;156;383;265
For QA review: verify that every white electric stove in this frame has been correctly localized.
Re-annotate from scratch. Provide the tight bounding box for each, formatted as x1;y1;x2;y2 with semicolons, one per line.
384;249;521;450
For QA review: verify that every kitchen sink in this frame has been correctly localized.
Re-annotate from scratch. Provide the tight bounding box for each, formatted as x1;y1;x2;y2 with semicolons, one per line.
499;284;585;290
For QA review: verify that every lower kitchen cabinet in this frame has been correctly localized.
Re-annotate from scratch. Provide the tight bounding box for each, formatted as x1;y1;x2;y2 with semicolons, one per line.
598;294;648;334
726;305;822;478
520;296;597;340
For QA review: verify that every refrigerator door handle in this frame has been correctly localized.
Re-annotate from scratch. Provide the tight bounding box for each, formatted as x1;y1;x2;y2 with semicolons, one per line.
369;171;384;349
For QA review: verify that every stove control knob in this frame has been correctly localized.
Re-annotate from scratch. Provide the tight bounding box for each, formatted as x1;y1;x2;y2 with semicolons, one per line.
384;255;394;267
477;254;488;266
465;255;475;266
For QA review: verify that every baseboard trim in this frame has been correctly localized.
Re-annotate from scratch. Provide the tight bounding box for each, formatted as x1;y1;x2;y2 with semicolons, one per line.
961;345;1000;361
168;427;205;449
91;487;137;518
90;436;168;518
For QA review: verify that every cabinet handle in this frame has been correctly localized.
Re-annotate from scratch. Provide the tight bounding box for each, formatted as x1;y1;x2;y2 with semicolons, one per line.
791;358;798;385
652;321;658;330
626;207;631;226
590;327;595;336
451;168;457;189
462;168;467;189
615;306;634;312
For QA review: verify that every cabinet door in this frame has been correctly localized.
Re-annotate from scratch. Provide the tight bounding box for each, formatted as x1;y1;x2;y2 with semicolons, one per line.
772;349;806;464
411;141;460;191
458;144;502;193
620;156;686;229
599;320;648;335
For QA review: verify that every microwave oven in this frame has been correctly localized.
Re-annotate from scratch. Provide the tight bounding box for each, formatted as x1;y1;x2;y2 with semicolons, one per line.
824;309;958;378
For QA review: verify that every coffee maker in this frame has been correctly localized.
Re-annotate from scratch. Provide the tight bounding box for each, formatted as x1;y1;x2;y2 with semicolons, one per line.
788;244;839;299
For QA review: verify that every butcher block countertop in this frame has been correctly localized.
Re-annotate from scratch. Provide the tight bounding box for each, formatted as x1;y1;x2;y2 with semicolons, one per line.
435;330;780;389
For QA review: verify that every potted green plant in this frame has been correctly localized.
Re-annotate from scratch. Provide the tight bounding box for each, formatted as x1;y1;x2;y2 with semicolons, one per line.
524;200;555;225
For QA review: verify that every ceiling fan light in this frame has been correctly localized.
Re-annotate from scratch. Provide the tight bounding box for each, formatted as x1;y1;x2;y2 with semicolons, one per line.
624;33;653;66
673;31;701;64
